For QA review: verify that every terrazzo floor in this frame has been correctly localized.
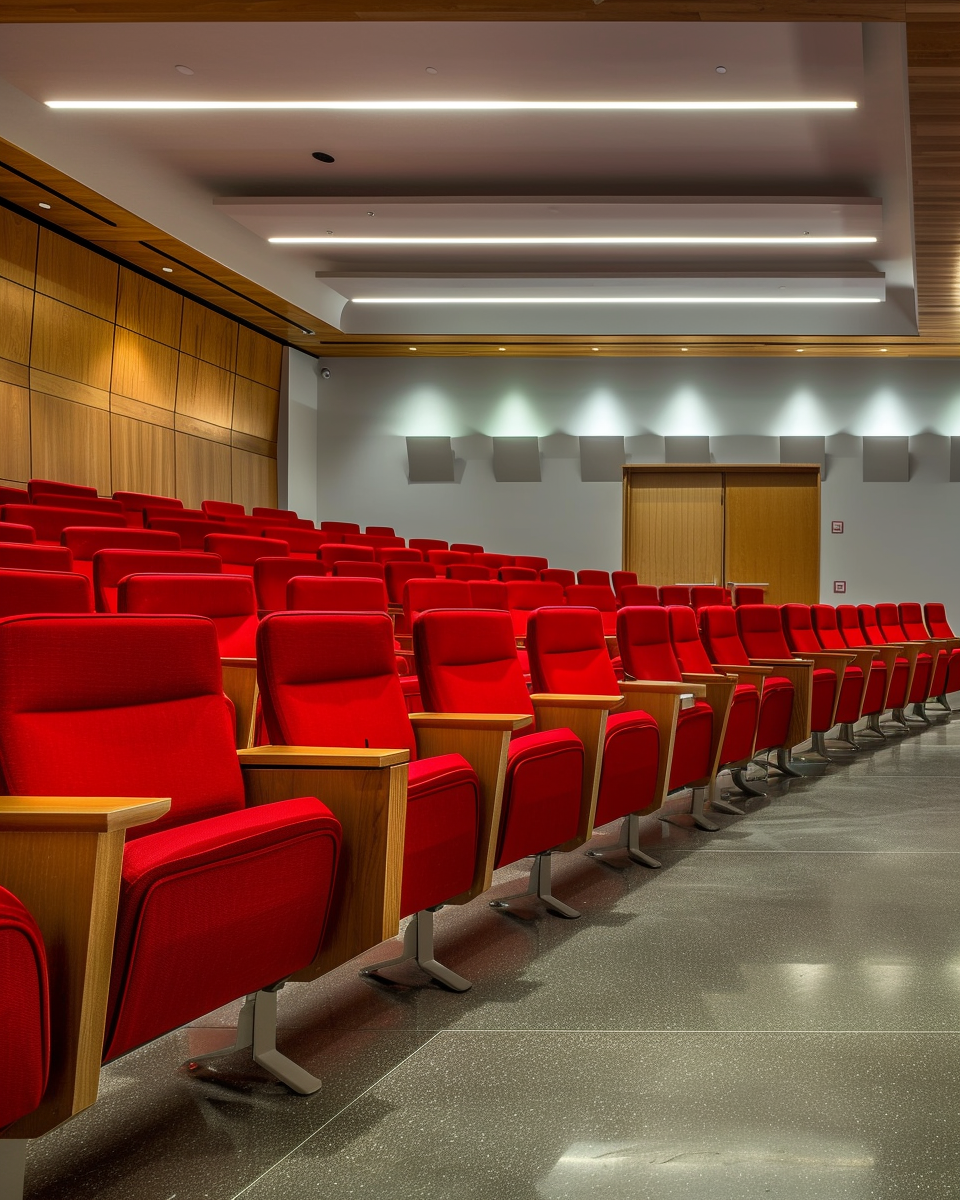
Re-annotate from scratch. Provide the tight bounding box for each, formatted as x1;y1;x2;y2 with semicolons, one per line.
22;710;960;1200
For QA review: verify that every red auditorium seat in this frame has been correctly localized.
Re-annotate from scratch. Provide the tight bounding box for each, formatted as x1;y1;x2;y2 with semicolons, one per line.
33;495;124;517
474;553;513;569
500;566;537;582
876;602;948;722
384;562;436;606
319;543;375;570
504;580;566;639
0;613;341;1095
365;525;395;536
667;605;762;805
3;505;126;545
0;544;73;573
691;585;730;611
333;560;385;579
618;584;660;606
320;521;361;533
859;603;935;723
254;557;327;615
447;564;493;581
253;506;299;524
400;578;472;637
699;604;799;773
204;533;289;577
812;604;893;738
732;586;767;606
515;556;549;572
415;608;593;918
659;585;692;606
28;479;98;501
257;611;485;990
119;573;259;747
541;568;576;588
836;604;912;728
922;603;960;703
564;584;619;636
92;549;222;613
260;526;326;557
0;887;49;1143
378;547;424;565
0;522;36;545
616;606;723;830
451;543;483;554
147;517;224;549
409;538;448;552
113;492;183;528
611;571;638;602
0;486;28;506
358;534;405;549
428;550;471;569
144;505;207;522
527;606;665;868
287;574;389;612
737;604;840;763
781;604;870;749
577;570;611;587
201;500;245;518
63;527;180;579
0;568;93;616
469;580;509;610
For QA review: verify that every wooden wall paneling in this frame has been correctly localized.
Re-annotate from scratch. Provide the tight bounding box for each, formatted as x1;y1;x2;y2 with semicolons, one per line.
232;375;279;443
0;382;29;483
115;268;182;348
622;470;724;586
111;327;178;411
35;229;117;322
175;431;232;508
0;276;33;366
111;412;175;497
236;326;283;388
175;353;234;429
0;206;37;289
232;447;277;511
30;294;113;398
723;469;821;605
180;299;238;371
31;392;111;494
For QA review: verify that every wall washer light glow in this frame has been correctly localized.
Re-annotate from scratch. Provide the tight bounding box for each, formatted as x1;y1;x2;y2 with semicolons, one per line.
349;296;882;305
46;99;858;112
272;236;877;246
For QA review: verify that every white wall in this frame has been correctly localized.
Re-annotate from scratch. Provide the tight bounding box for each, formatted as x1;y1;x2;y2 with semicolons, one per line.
309;355;960;612
278;347;320;522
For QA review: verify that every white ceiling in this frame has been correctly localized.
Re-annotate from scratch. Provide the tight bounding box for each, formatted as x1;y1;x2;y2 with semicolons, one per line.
0;20;916;338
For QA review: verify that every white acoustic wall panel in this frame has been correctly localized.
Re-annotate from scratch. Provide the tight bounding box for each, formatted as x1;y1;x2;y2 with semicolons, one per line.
664;435;710;463
862;436;909;482
579;436;626;482
493;437;541;482
406;436;455;482
780;435;826;470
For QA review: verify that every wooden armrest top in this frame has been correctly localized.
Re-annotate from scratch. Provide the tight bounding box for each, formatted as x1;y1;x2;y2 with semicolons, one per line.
713;662;773;676
0;796;171;832
750;657;812;667
681;672;734;684
238;746;409;768
620;679;707;697
530;693;624;710
409;712;532;731
221;656;256;669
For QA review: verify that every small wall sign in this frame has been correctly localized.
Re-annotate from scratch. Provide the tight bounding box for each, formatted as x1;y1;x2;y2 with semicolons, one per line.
831;520;844;534
833;580;847;593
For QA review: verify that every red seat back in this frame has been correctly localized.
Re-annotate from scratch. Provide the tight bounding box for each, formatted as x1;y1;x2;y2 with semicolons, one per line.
0;544;73;573
113;492;183;515
384;562;436;604
257;612;417;754
470;580;509;609
737;604;794;658
925;603;954;638
119;573;257;658
899;603;929;641
856;604;887;646
811;604;847;650
733;586;766;606
428;550;471;568
365;525;395;536
565;584;616;611
33;495;124;517
415;609;534;716
505;581;565;635
254;557;327;612
447;564;493;581
378;548;423;565
0;613;245;838
319;543;375;568
667;605;716;674
201;500;245;518
259;527;324;555
0;568;93;616
500;567;537;582
409;538;448;552
618;584;660;607
616;607;684;682
698;605;751;666
204;534;289;569
781;603;823;653
404;579;472;626
451;543;483;554
287;575;389;612
93;549;221;613
611;571;638;601
577;570;610;587
659;585;691;606
63;527;180;560
252;506;299;524
145;506;206;522
3;505;126;542
0;487;28;506
540;568;576;588
147;517;224;549
515;556;548;572
876;602;909;642
28;479;97;501
320;521;360;534
691;585;730;611
837;604;869;647
527;606;620;694
0;522;36;545
473;553;513;569
333;561;385;579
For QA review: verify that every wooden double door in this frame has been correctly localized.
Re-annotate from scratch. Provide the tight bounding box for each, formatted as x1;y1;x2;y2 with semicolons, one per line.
621;464;820;606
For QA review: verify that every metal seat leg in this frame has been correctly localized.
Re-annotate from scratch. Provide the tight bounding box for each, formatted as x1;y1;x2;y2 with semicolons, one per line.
710;774;745;816
586;812;662;868
490;852;581;919
0;1140;26;1200
361;908;471;992
862;713;886;739
186;985;321;1095
911;701;933;725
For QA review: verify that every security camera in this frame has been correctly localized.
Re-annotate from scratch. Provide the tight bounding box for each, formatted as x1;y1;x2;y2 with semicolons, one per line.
320;367;331;379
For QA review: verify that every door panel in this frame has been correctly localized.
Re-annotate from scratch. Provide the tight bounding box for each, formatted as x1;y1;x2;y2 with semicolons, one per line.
723;472;820;605
623;472;724;586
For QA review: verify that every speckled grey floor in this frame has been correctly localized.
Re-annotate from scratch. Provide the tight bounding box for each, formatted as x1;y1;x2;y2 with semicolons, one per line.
23;713;960;1200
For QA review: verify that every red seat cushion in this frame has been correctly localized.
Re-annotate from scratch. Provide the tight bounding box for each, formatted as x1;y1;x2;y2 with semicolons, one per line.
0;887;49;1131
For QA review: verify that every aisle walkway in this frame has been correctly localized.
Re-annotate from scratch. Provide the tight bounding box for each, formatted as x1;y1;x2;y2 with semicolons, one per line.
26;718;960;1200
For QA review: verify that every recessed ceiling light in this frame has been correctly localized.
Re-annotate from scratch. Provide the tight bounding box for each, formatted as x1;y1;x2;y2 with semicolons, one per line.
272;236;876;246
45;99;859;112
716;66;727;74
681;347;688;351
592;346;600;351
161;266;173;272
312;151;335;163
408;346;417;350
174;64;194;75
498;346;506;350
880;347;888;351
37;201;51;209
351;296;881;305
797;348;805;352
426;67;438;75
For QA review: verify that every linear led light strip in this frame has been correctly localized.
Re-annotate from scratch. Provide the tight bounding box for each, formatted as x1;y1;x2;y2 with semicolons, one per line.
272;236;877;245
45;99;858;111
350;296;882;304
